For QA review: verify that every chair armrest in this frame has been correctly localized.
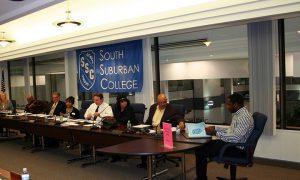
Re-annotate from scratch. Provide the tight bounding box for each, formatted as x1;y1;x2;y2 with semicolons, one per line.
216;142;255;162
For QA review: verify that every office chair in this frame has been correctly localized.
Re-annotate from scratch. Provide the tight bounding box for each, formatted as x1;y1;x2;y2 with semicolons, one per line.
211;112;267;180
79;100;93;119
131;103;146;124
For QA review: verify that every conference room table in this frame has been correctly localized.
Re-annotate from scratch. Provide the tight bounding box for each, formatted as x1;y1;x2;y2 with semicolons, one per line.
96;138;202;180
0;114;211;179
0;168;21;180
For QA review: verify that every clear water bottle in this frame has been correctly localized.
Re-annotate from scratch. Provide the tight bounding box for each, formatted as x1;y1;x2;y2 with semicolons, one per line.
21;168;30;180
127;120;132;131
99;119;103;128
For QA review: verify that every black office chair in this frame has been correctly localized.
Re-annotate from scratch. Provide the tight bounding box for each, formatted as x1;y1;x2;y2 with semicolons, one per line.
131;103;146;124
79;100;93;119
11;100;17;114
171;104;186;118
211;112;267;180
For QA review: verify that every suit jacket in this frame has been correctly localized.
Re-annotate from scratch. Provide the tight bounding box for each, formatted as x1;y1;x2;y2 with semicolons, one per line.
146;103;184;127
25;99;46;114
46;100;66;116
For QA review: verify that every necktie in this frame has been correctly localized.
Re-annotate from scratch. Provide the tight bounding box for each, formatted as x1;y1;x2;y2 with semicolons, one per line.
49;102;57;116
94;106;99;120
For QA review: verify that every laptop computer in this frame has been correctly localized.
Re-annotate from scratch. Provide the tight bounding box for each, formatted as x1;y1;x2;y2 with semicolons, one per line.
183;122;212;139
183;132;212;139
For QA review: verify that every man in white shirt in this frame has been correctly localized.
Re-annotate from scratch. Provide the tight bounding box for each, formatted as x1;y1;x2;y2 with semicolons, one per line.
195;93;254;180
84;93;113;120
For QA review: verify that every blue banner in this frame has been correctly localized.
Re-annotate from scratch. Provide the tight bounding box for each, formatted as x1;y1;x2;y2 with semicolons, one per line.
77;40;143;92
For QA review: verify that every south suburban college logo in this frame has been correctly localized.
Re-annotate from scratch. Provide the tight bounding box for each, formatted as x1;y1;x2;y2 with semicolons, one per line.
79;50;96;90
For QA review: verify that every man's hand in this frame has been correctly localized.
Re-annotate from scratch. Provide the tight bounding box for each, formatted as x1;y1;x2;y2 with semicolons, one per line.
86;113;92;119
93;112;100;118
205;126;216;135
179;121;185;130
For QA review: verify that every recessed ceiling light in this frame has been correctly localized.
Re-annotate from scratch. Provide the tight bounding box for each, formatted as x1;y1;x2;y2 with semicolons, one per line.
203;41;212;46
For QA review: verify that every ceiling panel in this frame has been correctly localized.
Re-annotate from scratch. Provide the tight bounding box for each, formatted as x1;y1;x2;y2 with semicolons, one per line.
0;0;64;25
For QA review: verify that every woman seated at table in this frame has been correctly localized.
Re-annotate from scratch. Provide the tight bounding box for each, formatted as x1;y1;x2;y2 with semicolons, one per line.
61;96;80;119
113;94;138;125
0;91;14;112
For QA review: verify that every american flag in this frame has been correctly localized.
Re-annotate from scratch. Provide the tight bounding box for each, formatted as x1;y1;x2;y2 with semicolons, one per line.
1;69;5;92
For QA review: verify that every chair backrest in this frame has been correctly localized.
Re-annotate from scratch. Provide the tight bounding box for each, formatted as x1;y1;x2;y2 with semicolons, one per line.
170;104;186;118
79;100;93;119
131;103;146;123
247;112;267;155
10;100;16;113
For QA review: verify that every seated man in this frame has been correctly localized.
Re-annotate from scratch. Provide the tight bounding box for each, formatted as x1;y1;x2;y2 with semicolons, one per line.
44;91;66;147
45;92;66;116
25;95;46;114
84;93;113;120
145;93;185;129
195;93;254;180
138;93;185;168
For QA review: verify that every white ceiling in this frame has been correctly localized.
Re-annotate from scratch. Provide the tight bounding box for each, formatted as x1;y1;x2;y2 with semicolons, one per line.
0;0;300;63
0;0;215;44
0;0;63;24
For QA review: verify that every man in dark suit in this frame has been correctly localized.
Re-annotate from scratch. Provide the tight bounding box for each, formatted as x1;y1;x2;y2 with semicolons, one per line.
138;93;186;168
25;95;47;114
46;91;66;116
44;91;66;147
146;93;185;129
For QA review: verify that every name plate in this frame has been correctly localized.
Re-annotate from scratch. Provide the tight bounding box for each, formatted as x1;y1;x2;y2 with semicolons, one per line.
163;122;173;149
186;122;206;137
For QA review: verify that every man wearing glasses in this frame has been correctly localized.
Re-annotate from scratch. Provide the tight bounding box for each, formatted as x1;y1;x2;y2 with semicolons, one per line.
46;91;66;116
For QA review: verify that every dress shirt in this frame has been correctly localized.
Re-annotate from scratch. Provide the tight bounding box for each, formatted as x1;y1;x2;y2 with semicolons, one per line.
215;107;254;144
152;106;166;127
84;102;113;120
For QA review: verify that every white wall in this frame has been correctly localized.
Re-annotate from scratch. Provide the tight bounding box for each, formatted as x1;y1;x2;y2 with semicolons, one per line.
160;59;248;80
255;130;300;163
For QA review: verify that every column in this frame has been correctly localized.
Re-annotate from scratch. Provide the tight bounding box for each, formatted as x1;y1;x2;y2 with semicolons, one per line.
135;38;155;122
64;51;79;108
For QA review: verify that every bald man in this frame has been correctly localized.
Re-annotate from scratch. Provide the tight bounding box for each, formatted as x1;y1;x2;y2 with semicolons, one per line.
146;93;185;130
25;95;46;114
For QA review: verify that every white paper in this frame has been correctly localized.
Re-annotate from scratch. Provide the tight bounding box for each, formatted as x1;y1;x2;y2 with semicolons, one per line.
132;124;151;129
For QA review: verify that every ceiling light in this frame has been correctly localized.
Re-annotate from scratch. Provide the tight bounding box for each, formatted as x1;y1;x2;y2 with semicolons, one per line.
298;30;300;34
203;41;212;46
0;32;15;47
54;0;82;28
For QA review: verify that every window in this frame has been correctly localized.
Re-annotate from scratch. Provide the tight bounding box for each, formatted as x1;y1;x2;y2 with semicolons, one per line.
9;59;27;109
277;16;300;129
35;54;66;102
156;25;249;124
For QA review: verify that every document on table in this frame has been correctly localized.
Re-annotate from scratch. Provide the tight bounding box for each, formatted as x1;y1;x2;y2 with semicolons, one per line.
132;124;151;129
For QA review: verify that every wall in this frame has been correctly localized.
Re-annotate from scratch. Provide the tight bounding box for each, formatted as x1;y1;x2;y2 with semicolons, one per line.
255;130;300;163
160;59;249;80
